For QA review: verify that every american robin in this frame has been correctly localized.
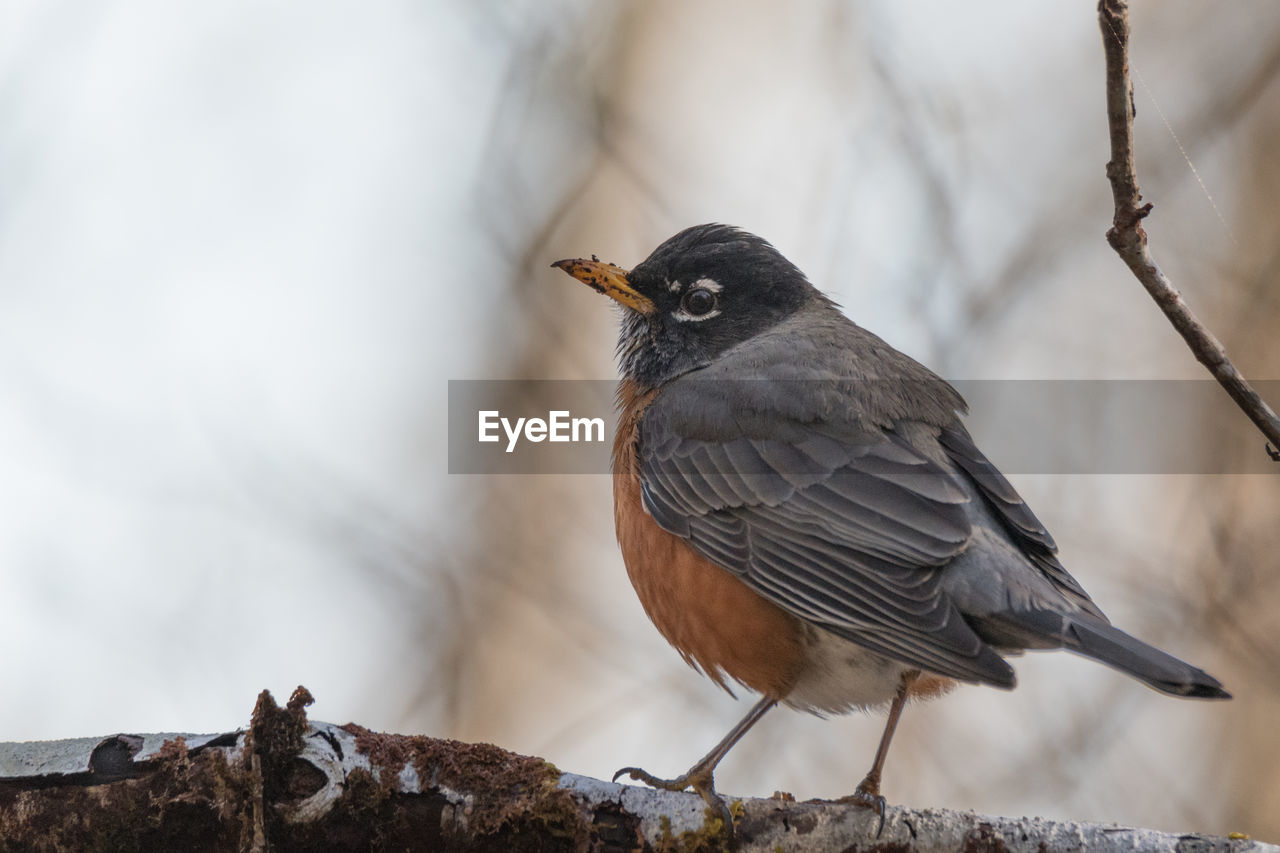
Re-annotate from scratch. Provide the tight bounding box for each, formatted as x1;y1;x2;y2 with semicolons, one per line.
552;224;1229;832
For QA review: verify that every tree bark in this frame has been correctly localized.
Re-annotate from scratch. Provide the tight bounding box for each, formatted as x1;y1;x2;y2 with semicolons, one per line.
0;688;1269;852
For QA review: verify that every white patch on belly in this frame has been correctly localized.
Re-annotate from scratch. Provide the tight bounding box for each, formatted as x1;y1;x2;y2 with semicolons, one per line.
783;624;916;714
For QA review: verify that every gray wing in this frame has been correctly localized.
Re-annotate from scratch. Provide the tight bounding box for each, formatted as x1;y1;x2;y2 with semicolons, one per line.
937;423;1105;620
639;385;1016;687
933;424;1227;699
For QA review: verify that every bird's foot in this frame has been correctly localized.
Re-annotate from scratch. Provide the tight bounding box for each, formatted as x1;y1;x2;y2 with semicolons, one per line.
838;779;887;838
613;765;735;835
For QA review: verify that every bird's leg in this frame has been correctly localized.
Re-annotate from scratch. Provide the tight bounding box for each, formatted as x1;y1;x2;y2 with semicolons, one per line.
614;696;776;830
841;670;918;836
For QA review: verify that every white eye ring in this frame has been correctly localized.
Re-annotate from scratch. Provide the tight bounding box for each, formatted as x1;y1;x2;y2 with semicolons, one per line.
671;278;722;322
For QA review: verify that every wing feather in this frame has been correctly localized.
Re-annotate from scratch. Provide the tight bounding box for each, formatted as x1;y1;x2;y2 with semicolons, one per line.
938;423;1104;619
640;386;1015;687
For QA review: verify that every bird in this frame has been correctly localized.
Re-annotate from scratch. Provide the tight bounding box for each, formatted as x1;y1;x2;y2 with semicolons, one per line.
551;224;1229;834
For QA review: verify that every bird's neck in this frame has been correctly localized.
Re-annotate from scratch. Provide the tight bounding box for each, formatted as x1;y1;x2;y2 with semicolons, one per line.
615;311;708;391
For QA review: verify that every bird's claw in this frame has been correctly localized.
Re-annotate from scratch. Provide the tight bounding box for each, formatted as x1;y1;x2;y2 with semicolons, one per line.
839;787;887;838
611;765;661;786
611;765;736;837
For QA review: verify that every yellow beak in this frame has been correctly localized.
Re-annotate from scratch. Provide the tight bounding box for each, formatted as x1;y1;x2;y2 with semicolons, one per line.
551;258;656;316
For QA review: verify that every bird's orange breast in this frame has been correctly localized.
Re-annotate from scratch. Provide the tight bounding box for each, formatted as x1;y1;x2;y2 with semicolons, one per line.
612;379;806;699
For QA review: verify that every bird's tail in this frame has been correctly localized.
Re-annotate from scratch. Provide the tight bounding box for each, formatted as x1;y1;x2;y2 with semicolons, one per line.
1064;616;1230;699
975;609;1230;699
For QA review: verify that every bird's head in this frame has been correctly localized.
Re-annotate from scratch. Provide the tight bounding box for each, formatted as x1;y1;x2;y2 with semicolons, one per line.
553;224;822;387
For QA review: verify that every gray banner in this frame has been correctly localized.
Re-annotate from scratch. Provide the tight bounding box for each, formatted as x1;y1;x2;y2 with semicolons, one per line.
447;379;1280;474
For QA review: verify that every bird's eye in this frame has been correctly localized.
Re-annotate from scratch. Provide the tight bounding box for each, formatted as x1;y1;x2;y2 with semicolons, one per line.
682;287;717;317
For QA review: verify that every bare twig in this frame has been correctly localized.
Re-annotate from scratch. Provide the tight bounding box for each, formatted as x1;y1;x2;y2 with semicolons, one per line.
1098;0;1280;456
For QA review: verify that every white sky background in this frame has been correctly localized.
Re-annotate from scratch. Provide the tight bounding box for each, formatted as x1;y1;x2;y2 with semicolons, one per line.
0;1;496;733
2;0;1277;838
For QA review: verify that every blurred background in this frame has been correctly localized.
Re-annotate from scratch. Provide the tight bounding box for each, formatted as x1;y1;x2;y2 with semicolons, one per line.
2;0;1278;840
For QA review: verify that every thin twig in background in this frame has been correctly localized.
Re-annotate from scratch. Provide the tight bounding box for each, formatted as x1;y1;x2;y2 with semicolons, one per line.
1098;0;1280;460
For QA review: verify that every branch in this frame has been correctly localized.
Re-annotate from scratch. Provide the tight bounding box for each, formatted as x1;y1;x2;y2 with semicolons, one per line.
0;689;1271;852
1098;0;1280;461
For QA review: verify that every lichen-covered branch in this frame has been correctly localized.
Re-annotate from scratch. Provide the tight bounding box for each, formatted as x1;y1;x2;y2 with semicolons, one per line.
1098;0;1280;459
0;688;1271;852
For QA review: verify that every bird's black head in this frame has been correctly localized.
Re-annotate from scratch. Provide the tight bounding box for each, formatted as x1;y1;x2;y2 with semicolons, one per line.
554;224;822;388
